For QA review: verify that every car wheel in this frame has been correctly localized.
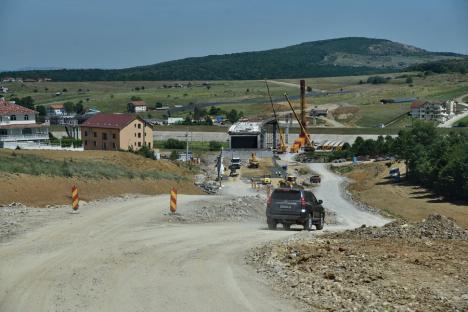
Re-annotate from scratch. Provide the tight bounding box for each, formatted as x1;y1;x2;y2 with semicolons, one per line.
283;223;291;231
316;215;324;230
304;214;313;231
267;218;277;230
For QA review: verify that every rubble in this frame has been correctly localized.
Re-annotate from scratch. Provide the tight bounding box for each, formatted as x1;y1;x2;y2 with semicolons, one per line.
248;215;468;311
333;214;468;240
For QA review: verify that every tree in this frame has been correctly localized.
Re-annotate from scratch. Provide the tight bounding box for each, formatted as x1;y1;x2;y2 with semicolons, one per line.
35;105;47;116
406;77;413;84
227;109;240;123
11;96;34;109
307;86;312;92
169;150;179;161
155;102;163;108
204;116;213;125
62;88;68;92
75;102;84;114
63;101;75;114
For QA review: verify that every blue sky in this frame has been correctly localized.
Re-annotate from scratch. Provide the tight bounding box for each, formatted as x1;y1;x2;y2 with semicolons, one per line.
1;0;467;71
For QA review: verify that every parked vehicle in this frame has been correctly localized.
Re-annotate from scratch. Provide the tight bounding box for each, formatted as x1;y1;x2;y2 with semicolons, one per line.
230;157;241;169
266;188;325;231
310;175;321;184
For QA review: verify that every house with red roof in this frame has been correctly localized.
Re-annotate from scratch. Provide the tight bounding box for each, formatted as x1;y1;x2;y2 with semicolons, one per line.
0;97;49;147
80;113;153;151
127;100;147;113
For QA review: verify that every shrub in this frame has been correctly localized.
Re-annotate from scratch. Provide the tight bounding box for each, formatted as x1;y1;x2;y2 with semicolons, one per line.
209;141;222;151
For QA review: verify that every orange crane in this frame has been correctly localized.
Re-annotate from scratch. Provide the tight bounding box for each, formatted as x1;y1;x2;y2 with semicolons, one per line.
265;80;288;153
284;92;314;153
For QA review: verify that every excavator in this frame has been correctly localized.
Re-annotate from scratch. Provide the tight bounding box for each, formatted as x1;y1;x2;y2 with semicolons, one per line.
284;80;314;153
265;81;288;153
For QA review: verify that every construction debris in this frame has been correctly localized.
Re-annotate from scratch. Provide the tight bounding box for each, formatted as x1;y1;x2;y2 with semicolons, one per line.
248;214;468;312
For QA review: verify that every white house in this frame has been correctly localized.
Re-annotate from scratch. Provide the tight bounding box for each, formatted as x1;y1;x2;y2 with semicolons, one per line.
167;117;184;125
0;86;8;93
47;103;67;116
0;98;49;147
127;100;147;113
410;100;456;123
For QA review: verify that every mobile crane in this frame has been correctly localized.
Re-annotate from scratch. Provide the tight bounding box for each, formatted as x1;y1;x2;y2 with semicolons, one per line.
284;88;314;153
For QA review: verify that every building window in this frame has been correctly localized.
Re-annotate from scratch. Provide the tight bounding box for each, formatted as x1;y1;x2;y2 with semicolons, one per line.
10;115;16;121
22;128;32;135
112;142;116;149
84;131;88;136
112;133;116;139
138;133;141;138
138;142;141;147
103;143;107;150
94;141;96;146
93;132;97;138
102;133;107;140
138;124;141;129
0;129;7;136
24;115;29;120
148;142;151;148
85;140;88;145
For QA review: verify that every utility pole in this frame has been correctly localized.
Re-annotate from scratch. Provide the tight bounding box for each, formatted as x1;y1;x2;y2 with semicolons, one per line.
185;127;189;163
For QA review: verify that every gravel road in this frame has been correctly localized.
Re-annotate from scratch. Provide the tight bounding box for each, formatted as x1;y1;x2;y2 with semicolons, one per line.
307;163;390;228
0;161;389;311
0;194;300;312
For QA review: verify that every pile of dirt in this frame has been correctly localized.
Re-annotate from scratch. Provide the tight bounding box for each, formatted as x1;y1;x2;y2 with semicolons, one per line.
165;192;339;225
248;216;468;311
167;195;267;223
337;214;468;240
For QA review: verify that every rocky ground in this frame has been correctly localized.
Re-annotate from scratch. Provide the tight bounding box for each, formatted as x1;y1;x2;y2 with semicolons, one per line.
248;214;468;311
165;194;338;226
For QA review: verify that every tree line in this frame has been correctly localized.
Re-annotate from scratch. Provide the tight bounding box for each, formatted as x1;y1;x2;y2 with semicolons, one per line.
329;122;468;201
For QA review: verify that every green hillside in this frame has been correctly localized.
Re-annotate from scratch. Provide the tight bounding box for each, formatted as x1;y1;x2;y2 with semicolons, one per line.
1;37;465;81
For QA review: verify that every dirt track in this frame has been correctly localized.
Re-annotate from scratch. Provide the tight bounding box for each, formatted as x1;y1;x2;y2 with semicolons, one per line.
0;167;389;311
0;194;301;311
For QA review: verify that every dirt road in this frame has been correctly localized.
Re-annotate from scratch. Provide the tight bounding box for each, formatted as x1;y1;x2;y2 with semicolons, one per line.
0;164;389;311
307;163;390;228
0;195;300;312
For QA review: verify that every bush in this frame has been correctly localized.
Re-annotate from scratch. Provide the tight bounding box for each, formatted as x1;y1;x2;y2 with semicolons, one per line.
169;150;179;161
367;76;390;84
164;138;185;149
209;141;222;151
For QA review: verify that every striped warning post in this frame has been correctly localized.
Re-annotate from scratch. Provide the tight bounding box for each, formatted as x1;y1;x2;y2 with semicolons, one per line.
72;185;79;211
170;188;177;213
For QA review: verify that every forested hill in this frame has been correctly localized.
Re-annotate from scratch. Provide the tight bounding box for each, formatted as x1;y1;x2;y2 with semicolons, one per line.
2;37;466;81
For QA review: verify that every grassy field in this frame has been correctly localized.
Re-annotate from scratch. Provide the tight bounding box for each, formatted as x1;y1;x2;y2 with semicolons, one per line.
0;149;202;206
4;72;468;129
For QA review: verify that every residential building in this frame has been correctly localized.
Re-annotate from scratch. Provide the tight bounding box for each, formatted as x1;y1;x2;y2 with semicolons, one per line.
47;103;66;116
167;117;184;125
0;98;49;147
0;86;8;93
127;100;147;113
410;100;456;123
80;113;153;151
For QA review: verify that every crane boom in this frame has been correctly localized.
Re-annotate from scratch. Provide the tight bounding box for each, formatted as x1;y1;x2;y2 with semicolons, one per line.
265;81;287;153
284;93;313;149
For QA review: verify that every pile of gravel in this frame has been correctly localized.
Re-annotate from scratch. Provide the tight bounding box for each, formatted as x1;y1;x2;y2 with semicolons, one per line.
336;214;467;240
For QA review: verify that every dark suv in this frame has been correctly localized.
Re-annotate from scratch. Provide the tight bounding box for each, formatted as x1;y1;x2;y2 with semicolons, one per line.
266;188;325;231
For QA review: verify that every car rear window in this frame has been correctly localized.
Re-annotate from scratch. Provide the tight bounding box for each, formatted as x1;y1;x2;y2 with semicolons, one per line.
272;190;301;201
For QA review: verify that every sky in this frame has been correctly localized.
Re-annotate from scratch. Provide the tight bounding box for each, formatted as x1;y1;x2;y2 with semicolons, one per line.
1;0;467;71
